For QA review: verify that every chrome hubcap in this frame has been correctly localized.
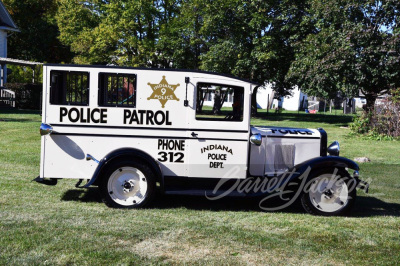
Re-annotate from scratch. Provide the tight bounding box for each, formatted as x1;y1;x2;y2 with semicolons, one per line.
122;180;135;193
107;167;148;206
309;174;349;213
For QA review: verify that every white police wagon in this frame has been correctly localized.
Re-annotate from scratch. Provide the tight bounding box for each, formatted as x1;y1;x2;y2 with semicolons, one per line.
37;64;368;216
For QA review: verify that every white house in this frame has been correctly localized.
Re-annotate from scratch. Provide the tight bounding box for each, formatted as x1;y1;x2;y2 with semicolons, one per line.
256;83;308;111
0;0;18;85
200;84;236;108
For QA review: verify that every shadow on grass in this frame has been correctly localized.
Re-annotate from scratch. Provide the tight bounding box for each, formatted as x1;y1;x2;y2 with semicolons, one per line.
60;189;400;217
0;109;41;122
0;109;41;115
352;196;400;217
61;188;102;203
151;194;264;212
150;195;400;217
0;117;40;123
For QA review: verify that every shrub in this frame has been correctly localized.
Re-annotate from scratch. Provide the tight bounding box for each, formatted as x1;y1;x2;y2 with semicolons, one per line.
374;96;400;138
350;113;372;134
350;89;400;139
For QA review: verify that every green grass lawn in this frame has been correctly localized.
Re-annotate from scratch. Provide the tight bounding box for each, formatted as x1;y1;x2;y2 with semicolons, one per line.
1;109;399;265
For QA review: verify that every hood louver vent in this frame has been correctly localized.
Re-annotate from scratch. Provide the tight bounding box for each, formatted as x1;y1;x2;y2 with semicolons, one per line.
274;145;295;172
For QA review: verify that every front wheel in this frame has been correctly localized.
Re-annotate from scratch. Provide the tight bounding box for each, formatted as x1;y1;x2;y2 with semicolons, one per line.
100;160;156;208
301;169;357;216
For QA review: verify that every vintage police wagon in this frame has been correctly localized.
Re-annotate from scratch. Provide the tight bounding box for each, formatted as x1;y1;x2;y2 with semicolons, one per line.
37;64;368;216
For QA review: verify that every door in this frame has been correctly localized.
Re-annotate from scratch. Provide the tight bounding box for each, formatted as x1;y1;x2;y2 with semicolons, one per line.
186;78;251;179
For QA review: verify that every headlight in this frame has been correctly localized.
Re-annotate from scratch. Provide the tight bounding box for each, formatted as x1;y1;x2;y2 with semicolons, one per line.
327;141;340;156
250;133;262;146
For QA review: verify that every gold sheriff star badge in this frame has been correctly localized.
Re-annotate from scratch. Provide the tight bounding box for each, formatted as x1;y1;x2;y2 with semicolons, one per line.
147;76;180;108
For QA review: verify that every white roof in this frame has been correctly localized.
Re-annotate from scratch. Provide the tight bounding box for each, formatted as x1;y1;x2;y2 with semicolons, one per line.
0;57;42;66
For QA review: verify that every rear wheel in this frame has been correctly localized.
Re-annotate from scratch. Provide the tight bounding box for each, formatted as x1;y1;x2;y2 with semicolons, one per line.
301;169;356;216
100;160;156;208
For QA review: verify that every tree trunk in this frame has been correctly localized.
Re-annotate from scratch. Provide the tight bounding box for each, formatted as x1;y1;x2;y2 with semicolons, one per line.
213;90;222;115
251;86;258;117
364;93;377;113
269;91;275;109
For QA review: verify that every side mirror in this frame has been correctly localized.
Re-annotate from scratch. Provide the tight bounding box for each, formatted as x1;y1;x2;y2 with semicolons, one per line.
250;133;262;146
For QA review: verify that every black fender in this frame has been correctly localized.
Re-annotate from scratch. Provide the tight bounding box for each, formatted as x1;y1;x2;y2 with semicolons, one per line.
244;156;359;197
84;148;163;189
295;156;359;174
271;156;360;193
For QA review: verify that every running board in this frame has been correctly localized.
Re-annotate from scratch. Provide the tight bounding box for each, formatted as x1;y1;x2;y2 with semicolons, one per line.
164;190;248;197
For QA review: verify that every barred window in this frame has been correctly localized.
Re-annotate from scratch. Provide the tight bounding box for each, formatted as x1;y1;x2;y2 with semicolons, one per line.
99;73;136;107
50;71;89;105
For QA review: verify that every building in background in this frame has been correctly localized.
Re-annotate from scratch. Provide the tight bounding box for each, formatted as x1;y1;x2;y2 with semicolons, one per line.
256;84;308;111
201;87;235;108
0;0;18;85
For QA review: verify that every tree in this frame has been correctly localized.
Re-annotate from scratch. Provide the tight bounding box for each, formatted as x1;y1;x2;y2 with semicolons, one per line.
248;0;312;114
3;0;72;63
57;0;184;67
55;1;309;86
54;0;313;115
156;0;206;69
288;0;400;111
189;0;310;115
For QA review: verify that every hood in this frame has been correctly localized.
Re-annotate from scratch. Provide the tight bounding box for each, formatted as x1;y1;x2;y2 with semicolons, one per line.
251;126;321;138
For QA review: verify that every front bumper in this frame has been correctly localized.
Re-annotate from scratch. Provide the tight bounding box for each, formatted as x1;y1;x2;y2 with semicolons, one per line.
354;171;369;193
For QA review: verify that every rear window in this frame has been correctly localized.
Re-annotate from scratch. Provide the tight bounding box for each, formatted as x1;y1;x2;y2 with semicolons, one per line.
50;71;89;105
98;73;136;107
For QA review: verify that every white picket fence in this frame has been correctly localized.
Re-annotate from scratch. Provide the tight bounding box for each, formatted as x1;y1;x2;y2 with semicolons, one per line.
0;87;15;107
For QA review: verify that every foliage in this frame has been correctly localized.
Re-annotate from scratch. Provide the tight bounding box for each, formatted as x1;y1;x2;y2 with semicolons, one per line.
350;113;372;135
54;0;312;117
6;65;43;84
56;0;173;66
350;88;400;139
157;0;207;69
372;90;400;138
3;0;73;63
3;0;400;107
54;0;309;95
288;0;400;110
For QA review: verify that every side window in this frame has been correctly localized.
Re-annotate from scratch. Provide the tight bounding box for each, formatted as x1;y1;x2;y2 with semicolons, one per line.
98;73;136;107
195;82;244;121
50;71;89;105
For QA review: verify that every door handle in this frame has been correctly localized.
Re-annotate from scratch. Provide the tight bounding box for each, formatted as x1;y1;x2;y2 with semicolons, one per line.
191;132;198;138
